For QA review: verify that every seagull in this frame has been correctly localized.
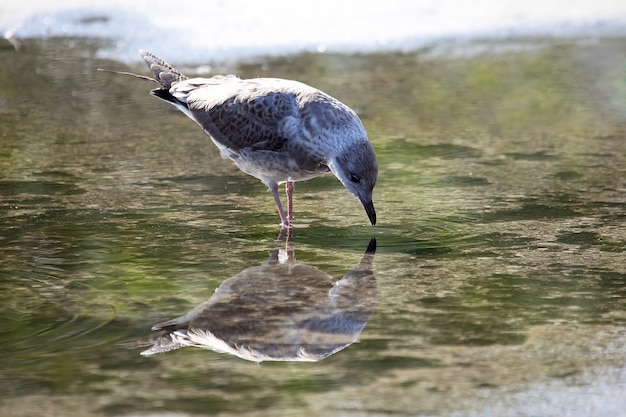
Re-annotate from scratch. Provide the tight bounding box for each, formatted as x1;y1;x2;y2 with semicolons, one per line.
107;50;378;228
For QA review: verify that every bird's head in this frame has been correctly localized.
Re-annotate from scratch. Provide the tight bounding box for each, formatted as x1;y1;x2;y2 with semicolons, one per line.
329;140;378;225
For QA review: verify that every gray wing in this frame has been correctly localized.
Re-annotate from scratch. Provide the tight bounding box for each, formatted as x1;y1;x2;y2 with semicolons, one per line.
173;78;303;154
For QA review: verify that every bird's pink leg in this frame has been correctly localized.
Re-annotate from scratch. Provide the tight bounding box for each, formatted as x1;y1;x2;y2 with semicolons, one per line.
269;182;292;228
285;181;295;223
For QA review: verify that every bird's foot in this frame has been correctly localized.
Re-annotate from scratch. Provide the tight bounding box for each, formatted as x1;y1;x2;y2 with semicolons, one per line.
280;220;294;229
276;224;294;243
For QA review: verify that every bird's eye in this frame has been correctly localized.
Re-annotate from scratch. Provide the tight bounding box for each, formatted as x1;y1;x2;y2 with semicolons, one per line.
349;174;361;183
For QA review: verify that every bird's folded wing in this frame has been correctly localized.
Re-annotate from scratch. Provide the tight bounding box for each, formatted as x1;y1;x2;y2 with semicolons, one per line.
171;77;303;153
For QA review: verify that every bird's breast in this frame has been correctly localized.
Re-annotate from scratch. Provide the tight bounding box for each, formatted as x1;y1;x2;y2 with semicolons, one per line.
233;146;329;184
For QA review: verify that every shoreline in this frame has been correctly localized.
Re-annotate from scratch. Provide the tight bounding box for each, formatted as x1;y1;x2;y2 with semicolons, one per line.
3;2;626;64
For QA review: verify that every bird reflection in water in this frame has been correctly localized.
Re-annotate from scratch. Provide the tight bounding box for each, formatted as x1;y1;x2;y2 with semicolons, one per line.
134;231;377;362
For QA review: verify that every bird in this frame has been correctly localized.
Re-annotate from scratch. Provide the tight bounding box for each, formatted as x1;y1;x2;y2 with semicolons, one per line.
108;50;378;228
131;233;378;362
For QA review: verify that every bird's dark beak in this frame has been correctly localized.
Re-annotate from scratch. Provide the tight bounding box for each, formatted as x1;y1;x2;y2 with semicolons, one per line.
361;199;376;225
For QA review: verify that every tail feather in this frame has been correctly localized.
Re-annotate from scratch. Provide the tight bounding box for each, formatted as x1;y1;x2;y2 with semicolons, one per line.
99;50;192;115
139;49;188;89
96;68;157;83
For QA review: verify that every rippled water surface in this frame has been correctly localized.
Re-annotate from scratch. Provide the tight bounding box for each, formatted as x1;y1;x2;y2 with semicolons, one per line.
1;37;625;416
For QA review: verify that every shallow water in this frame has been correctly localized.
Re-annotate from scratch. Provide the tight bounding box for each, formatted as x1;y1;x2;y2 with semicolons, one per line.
0;37;625;416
